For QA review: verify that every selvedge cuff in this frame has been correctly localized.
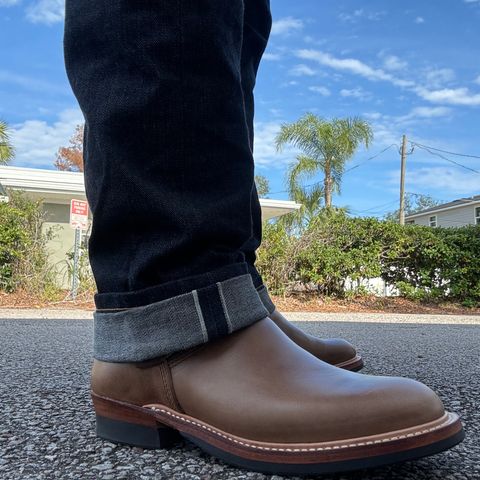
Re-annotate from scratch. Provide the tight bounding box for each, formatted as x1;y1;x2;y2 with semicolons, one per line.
94;274;269;362
256;284;276;315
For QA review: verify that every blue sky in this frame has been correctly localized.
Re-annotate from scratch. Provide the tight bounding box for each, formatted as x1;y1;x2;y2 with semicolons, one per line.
1;0;480;217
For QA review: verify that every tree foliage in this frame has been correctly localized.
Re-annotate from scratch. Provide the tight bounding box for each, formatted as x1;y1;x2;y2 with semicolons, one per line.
0;191;58;294
257;210;480;305
275;114;373;216
0;120;15;165
384;193;442;222
54;124;84;172
254;175;270;197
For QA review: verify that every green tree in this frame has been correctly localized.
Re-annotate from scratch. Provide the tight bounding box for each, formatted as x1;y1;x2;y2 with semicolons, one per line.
0;120;15;165
254;174;270;197
275;113;373;209
384;193;442;222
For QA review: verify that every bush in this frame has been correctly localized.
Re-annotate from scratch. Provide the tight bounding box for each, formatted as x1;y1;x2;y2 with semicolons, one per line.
436;226;480;303
256;209;480;303
0;200;29;291
294;211;384;296
0;191;59;296
65;238;96;296
255;221;295;295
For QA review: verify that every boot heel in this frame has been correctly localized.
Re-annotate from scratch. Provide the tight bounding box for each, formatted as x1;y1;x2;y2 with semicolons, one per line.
92;393;180;449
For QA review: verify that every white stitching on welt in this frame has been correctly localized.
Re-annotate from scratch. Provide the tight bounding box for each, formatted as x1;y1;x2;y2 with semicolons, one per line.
146;407;453;453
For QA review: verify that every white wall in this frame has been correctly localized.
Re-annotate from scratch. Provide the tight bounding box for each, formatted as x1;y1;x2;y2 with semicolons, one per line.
408;204;479;228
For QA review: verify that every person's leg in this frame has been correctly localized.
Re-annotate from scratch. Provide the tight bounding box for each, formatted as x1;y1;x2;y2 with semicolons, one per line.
64;0;269;360
65;1;463;474
237;0;269;290
239;0;362;370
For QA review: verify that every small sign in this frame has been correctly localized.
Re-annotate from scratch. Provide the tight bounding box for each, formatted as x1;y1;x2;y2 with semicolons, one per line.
70;199;89;230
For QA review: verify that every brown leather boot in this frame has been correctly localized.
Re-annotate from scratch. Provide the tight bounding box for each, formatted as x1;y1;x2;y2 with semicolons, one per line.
91;318;463;475
269;309;364;371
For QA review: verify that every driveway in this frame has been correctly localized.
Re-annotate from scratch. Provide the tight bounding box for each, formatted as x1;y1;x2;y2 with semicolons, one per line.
0;310;478;479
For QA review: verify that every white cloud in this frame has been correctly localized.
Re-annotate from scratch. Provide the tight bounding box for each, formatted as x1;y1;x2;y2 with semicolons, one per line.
271;16;303;36
415;87;480;106
303;36;326;46
363;107;451;147
296;49;415;88
26;0;64;25
253;122;297;168
288;64;316;77
280;80;299;88
404;166;480;194
414;16;425;24
474;75;480;85
338;9;385;23
383;55;408;72
296;49;480;107
0;69;68;95
396;106;452;124
464;0;480;4
363;112;382;120
406;106;451;118
308;86;331;96
423;68;455;88
0;0;21;6
10;108;84;168
340;87;372;101
262;52;281;61
269;108;283;117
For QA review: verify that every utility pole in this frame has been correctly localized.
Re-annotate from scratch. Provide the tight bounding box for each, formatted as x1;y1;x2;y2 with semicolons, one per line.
399;134;408;225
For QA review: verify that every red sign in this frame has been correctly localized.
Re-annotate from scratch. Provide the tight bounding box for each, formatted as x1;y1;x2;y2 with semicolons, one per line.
70;199;89;230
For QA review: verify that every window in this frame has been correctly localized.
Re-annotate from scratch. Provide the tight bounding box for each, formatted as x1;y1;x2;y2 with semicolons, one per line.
406;220;415;224
476;207;480;225
429;215;437;227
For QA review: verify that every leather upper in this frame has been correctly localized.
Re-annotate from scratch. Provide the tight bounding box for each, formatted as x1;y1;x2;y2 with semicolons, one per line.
269;309;357;365
92;317;444;443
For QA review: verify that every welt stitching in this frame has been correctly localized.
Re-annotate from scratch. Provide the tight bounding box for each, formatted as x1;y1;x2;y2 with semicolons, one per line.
146;407;453;453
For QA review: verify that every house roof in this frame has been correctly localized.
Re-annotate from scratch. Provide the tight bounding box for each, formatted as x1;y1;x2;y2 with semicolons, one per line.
0;165;301;220
405;195;480;219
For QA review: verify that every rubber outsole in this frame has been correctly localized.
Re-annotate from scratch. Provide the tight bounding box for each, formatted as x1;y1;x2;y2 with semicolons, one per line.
93;393;464;476
182;428;465;476
335;354;364;372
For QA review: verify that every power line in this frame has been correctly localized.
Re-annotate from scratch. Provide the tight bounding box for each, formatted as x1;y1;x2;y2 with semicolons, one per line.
410;141;480;160
405;191;446;203
266;143;397;196
343;144;397;174
412;143;480;175
351;199;400;215
351;192;429;216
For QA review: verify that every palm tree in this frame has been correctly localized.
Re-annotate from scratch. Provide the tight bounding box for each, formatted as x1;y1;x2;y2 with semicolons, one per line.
275;113;373;209
0;120;15;165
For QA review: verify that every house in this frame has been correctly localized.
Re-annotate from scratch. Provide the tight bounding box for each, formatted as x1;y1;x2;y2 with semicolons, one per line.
405;195;480;227
0;165;300;286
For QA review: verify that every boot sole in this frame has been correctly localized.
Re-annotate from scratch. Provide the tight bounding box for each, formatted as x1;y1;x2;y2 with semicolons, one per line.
335;355;364;372
335;354;364;372
92;392;464;475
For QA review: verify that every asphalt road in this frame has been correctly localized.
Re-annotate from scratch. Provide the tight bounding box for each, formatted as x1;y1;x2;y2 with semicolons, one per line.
0;314;479;480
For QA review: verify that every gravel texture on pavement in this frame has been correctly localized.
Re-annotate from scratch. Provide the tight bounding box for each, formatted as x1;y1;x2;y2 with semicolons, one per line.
0;314;478;480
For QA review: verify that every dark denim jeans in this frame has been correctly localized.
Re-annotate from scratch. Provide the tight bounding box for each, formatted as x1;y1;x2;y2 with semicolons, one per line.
64;1;274;360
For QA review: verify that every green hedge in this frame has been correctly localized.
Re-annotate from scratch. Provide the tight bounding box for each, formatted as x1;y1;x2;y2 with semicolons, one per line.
2;197;479;305
0;191;57;295
256;210;480;304
0;201;29;291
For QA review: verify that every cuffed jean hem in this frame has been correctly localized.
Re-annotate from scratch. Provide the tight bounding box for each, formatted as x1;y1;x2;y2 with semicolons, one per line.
94;273;269;362
255;284;276;315
94;262;250;309
246;262;264;289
